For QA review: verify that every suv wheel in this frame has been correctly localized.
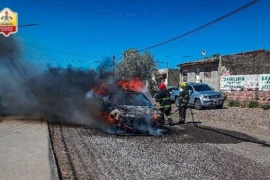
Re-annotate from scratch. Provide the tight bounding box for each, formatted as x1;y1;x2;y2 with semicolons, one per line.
216;104;223;109
194;99;203;110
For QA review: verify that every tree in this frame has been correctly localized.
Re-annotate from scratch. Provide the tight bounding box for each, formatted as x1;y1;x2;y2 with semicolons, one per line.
211;53;221;59
117;49;157;80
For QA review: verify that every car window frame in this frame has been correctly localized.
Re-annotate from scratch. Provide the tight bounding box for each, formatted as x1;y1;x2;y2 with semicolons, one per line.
187;85;193;92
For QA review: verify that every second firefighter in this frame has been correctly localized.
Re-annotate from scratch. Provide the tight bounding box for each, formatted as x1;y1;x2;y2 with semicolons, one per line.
178;82;190;124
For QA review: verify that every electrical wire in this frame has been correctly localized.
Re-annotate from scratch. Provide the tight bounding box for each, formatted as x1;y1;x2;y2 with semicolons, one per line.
62;1;224;46
139;0;261;52
36;0;224;17
18;23;39;27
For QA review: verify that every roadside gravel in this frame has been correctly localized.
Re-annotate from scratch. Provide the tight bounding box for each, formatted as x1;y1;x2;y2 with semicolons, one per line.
49;104;270;179
171;104;270;139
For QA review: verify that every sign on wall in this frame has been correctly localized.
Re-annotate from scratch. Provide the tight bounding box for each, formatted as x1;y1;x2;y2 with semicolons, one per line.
220;74;270;91
260;74;270;91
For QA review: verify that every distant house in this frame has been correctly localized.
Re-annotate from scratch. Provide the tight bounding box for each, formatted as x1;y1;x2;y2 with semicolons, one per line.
177;57;220;90
177;49;270;103
178;49;270;90
148;68;179;92
152;68;180;87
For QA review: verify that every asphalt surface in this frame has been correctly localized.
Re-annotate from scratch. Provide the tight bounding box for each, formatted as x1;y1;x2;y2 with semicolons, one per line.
0;116;58;180
49;122;270;180
1;115;270;180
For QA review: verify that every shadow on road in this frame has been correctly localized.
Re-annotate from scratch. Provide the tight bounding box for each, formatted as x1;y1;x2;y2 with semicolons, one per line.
165;123;270;147
51;121;270;148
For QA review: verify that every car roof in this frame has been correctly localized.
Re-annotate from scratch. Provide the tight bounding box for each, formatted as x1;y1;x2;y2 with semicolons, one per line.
187;82;209;86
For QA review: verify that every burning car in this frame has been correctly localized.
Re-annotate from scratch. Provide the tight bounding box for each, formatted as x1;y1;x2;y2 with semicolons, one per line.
102;89;165;135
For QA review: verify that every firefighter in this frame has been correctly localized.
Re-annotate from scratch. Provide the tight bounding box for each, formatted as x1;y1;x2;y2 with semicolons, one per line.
178;82;190;124
154;83;173;126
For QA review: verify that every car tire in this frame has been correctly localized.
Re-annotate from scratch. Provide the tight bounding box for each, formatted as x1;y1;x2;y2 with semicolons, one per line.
194;99;203;110
216;104;223;109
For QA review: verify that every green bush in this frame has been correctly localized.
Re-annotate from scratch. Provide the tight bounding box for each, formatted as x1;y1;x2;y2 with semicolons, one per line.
228;100;270;109
240;101;249;108
248;101;259;108
228;100;240;107
260;104;270;110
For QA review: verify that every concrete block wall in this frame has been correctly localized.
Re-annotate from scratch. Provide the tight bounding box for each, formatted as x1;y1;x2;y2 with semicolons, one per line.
221;50;270;104
226;90;270;104
221;50;270;75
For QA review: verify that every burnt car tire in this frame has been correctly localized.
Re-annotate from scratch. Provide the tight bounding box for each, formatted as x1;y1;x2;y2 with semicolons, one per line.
194;99;203;110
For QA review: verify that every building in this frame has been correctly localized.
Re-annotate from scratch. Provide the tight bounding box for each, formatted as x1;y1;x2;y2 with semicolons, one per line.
152;68;180;87
177;49;270;104
177;57;220;90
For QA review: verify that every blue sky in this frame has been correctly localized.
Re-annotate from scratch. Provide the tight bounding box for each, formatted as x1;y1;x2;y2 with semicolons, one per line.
1;0;270;70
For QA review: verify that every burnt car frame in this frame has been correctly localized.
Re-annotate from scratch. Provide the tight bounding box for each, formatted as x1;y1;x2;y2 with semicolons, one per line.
102;89;165;134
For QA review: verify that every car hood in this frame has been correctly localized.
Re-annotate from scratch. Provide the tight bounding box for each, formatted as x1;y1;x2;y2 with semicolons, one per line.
115;105;158;116
194;91;221;96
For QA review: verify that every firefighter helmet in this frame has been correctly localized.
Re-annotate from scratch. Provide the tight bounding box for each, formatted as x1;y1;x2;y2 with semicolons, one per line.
180;82;187;89
159;83;166;90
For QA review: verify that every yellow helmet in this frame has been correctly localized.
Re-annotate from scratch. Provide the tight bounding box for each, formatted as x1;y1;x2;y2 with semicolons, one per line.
180;82;187;89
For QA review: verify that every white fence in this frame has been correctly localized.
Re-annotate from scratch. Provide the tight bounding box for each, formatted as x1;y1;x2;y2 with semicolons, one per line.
220;74;270;91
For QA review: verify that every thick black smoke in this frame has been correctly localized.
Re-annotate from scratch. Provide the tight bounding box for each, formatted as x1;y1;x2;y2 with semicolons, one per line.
0;36;111;126
0;37;164;135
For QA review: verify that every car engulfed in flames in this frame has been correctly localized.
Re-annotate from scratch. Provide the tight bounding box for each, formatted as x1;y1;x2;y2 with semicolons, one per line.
91;79;167;135
104;90;165;134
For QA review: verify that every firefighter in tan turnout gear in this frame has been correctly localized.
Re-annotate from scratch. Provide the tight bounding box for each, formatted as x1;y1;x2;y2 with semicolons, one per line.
178;82;190;124
154;83;173;126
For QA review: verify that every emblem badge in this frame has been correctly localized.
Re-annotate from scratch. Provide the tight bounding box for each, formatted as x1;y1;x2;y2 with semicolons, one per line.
0;8;18;37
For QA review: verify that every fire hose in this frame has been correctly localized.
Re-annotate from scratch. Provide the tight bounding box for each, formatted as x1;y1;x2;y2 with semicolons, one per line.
171;105;270;147
170;105;198;126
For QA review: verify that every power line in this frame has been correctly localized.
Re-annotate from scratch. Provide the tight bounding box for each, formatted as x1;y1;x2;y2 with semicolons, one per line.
139;0;261;52
18;23;39;27
37;0;224;47
64;6;213;47
36;0;224;17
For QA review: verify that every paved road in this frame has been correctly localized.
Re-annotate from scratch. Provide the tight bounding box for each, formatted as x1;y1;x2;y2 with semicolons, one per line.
0;117;58;180
49;123;270;180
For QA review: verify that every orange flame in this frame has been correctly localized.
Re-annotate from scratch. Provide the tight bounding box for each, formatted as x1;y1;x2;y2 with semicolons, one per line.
153;110;159;120
117;78;143;92
90;79;144;125
92;83;108;96
101;112;115;124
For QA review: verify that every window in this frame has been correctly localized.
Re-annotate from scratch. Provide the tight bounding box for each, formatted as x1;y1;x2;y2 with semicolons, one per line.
204;67;211;78
182;71;188;82
192;84;212;91
187;85;193;91
196;68;200;75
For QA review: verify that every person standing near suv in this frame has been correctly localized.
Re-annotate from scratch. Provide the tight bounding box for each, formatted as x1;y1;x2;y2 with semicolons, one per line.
154;83;173;126
178;82;190;124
